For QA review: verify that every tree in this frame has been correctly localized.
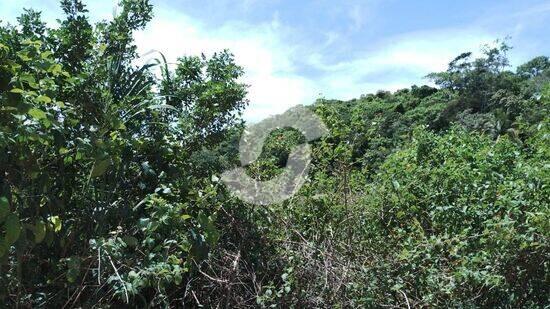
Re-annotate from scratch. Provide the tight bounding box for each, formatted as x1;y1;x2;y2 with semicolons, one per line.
0;0;247;306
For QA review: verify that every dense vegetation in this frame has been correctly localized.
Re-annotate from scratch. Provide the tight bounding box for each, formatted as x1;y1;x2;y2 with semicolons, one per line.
0;1;548;307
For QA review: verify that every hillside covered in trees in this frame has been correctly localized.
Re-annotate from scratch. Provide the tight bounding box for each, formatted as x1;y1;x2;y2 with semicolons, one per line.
0;0;548;307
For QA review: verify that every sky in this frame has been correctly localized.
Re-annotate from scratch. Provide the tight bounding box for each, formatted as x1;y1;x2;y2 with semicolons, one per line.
1;0;549;121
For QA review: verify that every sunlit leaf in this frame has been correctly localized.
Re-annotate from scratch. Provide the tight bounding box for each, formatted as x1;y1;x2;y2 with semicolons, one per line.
48;216;62;233
28;108;47;120
9;88;24;94
36;95;52;104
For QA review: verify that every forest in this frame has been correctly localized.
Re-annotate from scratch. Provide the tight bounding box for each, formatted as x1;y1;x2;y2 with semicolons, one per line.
0;0;548;307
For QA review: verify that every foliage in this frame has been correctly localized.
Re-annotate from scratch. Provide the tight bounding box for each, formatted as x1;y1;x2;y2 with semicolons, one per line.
0;1;246;306
0;1;548;307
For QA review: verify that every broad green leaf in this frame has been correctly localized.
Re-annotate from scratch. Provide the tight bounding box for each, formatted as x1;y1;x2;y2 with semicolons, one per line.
0;238;7;257
4;214;21;244
34;220;46;244
28;108;47;120
9;88;24;94
122;236;138;247
17;52;32;62
48;216;62;233
21;39;42;46
28;82;40;89
91;159;111;177
48;64;63;75
40;51;53;59
19;74;36;84
99;43;107;54
0;197;9;221
36;95;52;104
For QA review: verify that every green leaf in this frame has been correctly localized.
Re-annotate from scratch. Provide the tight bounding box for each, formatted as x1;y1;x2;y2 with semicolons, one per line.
48;64;63;75
198;213;219;245
28;82;40;89
0;197;9;221
17;52;32;62
36;95;52;104
66;257;81;283
28;108;47;120
99;43;107;54
398;248;410;260
9;88;24;94
40;51;53;59
91;159;111;177
122;236;138;247
48;216;62;233
21;39;42;46
4;214;21;245
59;147;70;155
19;74;36;84
34;220;47;244
0;239;7;257
392;180;401;190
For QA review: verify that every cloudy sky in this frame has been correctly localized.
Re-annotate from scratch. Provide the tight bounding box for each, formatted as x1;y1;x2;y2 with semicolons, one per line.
1;0;549;121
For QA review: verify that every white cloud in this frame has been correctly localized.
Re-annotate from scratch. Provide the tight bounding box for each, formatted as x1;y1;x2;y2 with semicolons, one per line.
349;4;365;31
133;5;498;122
133;5;317;122
3;0;536;123
511;1;550;19
306;29;496;100
1;0;314;122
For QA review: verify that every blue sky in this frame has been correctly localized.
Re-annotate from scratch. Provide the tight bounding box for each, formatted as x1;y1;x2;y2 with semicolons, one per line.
1;0;549;121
